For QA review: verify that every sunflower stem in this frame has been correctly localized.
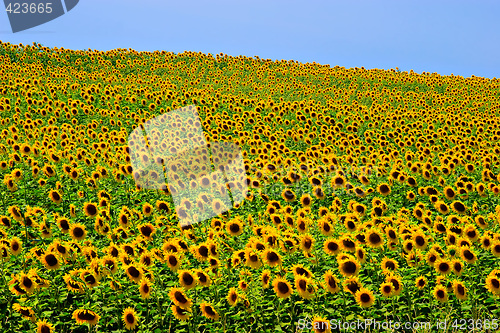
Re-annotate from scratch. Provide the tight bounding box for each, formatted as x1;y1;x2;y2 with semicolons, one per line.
0;193;6;215
342;291;347;321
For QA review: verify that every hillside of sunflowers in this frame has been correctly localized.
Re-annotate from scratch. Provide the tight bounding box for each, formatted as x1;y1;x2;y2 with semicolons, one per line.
1;40;500;333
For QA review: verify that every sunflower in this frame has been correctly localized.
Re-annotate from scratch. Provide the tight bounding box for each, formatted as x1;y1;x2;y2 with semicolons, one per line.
262;248;282;267
156;200;170;213
227;287;239;306
410;230;427;250
402;239;414;253
18;272;36;294
295;275;315;299
489;240;500;258
343;276;362;295
377;183;391;195
474;215;488;229
289;264;311;279
459;246;477;264
312;316;331;333
117;211;131;229
338;257;360;277
142;202;153;217
443;186;456;200
281;236;297;254
323;270;340;293
9;237;22;256
138;277;152;299
340;235;356;252
36;319;55;333
296;216;309;233
355;288;375;308
462;224;479;243
318;219;333;236
69;204;77;218
69;223;87;241
13;303;36;322
405;249;422;267
353;203;367;216
351;245;365;263
412;206;425;220
211;198;226;214
101;256;118;275
451;200;467;214
415;276;427;290
323;238;341;256
433;285;448;303
41;252;61;270
64;271;84;293
48;190;63;204
122;307;140;330
124;264;143;283
312;186;326;200
73;309;100;326
226;218;244;237
9;275;27;296
365;229;384;248
380;281;394;298
486;276;500;295
385;275;403;296
300;194;313;208
435;201;450;215
452;280;467;300
138;223;155;240
261;270;272;288
195;269;211;288
83;202;98;217
353;186;367;198
245;248;262;269
0;244;9;261
299;234;315;253
178;270;197;290
171;304;191;321
435;258;452;275
4;176;18;191
281;189;296;202
344;215;359;231
380;258;399;274
107;244;121;258
8;205;23;222
270;214;284;227
165;252;182;271
169;287;192;309
80;269;99;288
272;276;293;298
42;165;56;178
0;215;11;228
331;174;346;189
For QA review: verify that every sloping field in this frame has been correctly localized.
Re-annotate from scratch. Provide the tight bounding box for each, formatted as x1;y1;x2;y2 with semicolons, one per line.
1;41;500;332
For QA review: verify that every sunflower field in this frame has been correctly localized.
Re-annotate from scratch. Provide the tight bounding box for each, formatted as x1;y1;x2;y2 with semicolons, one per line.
0;40;500;333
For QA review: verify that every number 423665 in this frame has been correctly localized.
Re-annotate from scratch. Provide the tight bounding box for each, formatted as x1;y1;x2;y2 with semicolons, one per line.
451;319;498;330
5;2;53;14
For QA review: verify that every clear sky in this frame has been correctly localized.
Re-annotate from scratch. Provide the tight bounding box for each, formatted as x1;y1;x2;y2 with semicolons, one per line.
1;0;499;79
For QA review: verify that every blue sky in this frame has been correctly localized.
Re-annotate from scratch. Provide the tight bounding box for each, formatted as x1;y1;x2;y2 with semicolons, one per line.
1;0;499;78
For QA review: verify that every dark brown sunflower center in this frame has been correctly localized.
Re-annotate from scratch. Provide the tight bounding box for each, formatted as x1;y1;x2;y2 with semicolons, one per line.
277;281;289;294
126;313;135;323
342;261;357;274
182;273;194;285
45;254;58;266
